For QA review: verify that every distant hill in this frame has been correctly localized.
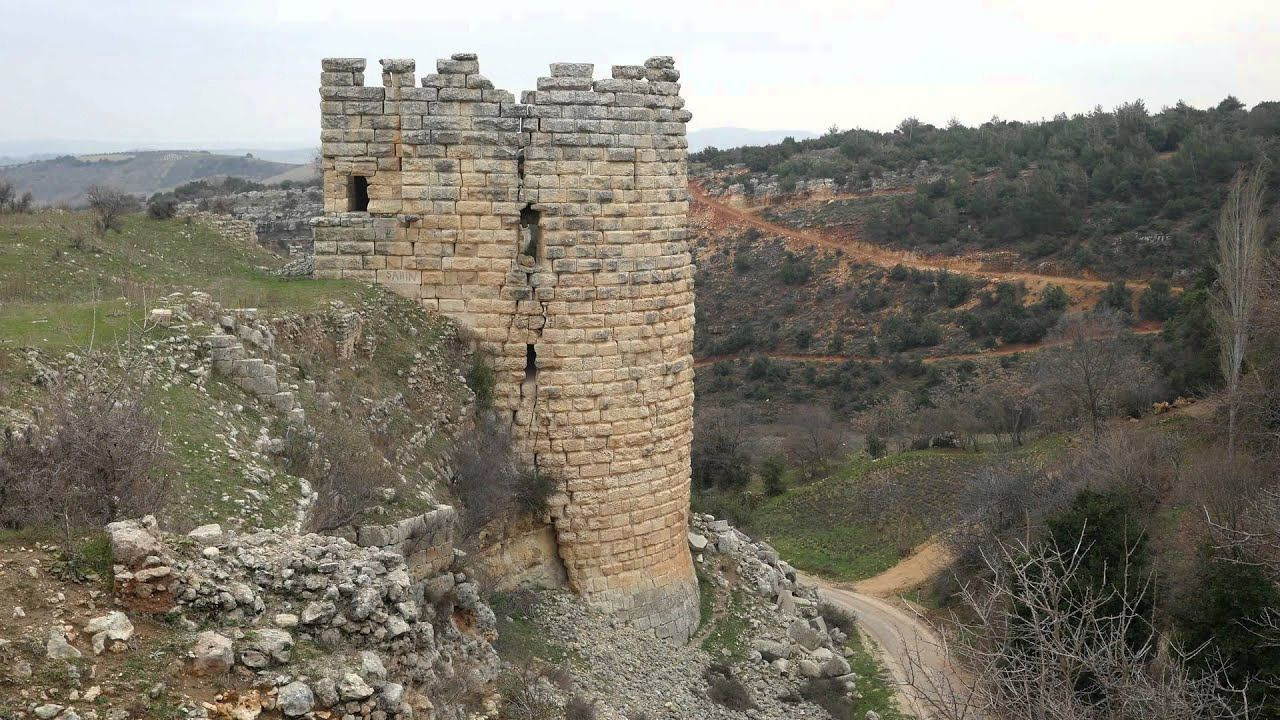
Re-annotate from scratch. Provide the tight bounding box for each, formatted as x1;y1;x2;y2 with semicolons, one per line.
688;127;818;153
0;150;302;203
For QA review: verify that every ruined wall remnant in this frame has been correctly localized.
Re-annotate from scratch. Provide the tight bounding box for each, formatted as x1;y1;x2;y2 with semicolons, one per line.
311;53;698;641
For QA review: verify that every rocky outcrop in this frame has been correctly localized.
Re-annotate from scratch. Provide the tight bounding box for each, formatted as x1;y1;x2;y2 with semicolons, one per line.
690;514;863;689
103;518;500;719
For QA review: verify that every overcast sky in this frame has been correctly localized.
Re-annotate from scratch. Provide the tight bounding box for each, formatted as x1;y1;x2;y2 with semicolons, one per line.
2;0;1277;149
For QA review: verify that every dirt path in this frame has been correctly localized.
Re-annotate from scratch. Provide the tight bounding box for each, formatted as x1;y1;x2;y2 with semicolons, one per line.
854;539;953;598
800;569;963;719
695;325;1162;368
692;184;1152;298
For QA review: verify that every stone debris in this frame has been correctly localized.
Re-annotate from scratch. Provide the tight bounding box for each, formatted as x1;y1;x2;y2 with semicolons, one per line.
191;631;235;676
83;611;134;654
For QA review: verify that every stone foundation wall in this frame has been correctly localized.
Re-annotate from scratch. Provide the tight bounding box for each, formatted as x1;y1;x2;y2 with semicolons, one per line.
311;53;698;641
356;506;458;580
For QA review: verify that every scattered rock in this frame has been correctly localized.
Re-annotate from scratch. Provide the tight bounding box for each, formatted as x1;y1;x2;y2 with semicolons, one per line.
337;672;374;701
277;680;314;717
105;519;164;567
46;628;82;660
84;611;134;654
191;630;234;675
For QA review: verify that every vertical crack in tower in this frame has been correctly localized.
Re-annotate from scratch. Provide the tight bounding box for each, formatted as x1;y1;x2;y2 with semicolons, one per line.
312;53;698;642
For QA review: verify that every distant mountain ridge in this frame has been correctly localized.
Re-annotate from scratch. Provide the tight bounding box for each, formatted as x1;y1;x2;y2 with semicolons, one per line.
688;127;818;153
0;150;305;203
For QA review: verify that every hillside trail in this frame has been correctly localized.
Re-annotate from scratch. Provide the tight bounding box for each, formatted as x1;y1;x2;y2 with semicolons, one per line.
797;537;975;719
691;183;1153;297
694;324;1162;368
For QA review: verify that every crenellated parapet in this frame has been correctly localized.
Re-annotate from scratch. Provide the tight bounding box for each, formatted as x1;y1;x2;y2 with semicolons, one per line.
312;53;697;642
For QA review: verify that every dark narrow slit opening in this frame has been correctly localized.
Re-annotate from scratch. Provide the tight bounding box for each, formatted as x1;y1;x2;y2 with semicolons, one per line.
348;175;370;212
516;151;526;181
519;204;541;260
524;344;538;381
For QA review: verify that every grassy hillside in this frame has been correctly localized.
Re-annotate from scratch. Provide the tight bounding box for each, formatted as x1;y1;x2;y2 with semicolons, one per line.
695;435;1067;581
0;150;300;204
0;210;469;532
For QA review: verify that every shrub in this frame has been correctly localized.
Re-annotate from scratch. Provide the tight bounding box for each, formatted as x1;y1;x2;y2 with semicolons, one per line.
452;416;550;533
301;411;399;533
760;455;787;496
704;663;755;711
1138;279;1178;321
778;252;813;285
564;695;598;720
0;366;168;535
85;184;138;234
865;434;887;458
879;313;942;352
465;354;496;411
146;195;178;220
1098;279;1134;316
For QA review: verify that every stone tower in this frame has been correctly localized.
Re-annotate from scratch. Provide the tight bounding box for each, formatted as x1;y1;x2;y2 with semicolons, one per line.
311;54;698;640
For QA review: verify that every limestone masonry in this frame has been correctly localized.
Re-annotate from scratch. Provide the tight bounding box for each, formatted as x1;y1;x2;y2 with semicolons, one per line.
311;53;698;640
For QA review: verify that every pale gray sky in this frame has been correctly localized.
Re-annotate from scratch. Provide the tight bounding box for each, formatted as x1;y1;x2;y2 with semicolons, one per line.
2;0;1277;149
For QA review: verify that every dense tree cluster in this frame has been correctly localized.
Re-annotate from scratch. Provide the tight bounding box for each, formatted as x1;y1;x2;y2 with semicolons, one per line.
696;99;1280;276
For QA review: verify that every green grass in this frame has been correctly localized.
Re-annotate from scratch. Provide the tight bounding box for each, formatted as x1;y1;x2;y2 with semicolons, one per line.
490;590;581;667
150;380;300;530
718;435;1069;582
699;588;753;662
842;630;913;719
0;211;359;352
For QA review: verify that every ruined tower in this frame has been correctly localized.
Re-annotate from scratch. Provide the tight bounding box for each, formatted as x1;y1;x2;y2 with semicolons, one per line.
311;54;698;640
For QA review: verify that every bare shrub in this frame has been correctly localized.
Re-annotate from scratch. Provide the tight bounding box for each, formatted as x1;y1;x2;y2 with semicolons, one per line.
452;416;553;534
497;668;558;720
146;195;178;220
564;695;598;720
1060;427;1181;505
691;407;752;489
0;179;11;208
0;361;168;535
300;411;398;533
902;539;1250;720
85;184;138;234
784;405;846;483
854;390;912;453
704;663;755;711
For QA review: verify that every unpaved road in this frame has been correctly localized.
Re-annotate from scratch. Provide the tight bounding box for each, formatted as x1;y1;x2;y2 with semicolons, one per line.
799;541;976;719
691;184;1157;298
817;581;952;719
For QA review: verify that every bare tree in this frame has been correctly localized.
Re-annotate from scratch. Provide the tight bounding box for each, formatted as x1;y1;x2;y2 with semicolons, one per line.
1035;310;1153;434
784;405;846;483
451;415;554;535
85;184;138;234
976;369;1038;447
902;538;1250;720
691;407;752;488
1214;164;1269;457
854;390;913;453
300;410;400;533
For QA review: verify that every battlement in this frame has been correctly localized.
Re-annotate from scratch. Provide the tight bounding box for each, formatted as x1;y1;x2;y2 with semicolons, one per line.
312;53;698;641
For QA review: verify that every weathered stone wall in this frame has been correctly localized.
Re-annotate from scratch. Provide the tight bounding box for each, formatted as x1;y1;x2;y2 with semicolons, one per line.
356;505;458;580
311;53;698;641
